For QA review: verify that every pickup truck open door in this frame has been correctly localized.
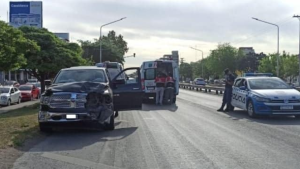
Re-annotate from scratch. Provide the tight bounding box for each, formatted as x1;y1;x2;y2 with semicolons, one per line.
111;67;143;111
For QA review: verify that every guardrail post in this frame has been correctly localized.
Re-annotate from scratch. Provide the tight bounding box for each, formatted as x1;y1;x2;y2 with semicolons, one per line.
200;88;202;91
220;91;223;94
205;89;207;92
216;90;219;94
196;88;198;91
209;89;211;92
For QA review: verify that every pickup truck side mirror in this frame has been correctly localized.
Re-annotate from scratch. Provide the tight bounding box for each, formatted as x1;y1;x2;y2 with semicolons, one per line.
45;80;52;86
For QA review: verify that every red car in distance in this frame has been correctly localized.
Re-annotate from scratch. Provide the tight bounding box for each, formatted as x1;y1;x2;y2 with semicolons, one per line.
19;84;40;101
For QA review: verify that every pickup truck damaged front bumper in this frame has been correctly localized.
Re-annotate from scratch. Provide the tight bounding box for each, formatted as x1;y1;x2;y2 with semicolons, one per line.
38;111;92;122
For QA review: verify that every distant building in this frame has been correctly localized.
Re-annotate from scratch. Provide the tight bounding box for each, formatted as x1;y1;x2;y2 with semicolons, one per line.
54;33;70;42
239;47;255;55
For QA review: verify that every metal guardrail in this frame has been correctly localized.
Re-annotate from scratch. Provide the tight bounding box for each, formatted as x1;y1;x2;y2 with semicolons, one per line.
180;83;300;94
179;83;225;94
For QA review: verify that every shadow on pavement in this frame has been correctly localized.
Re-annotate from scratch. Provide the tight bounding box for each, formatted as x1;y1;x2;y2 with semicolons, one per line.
28;127;138;152
142;103;178;112
223;110;300;125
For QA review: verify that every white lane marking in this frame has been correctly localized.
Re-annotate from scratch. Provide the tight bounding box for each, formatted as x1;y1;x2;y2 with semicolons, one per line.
42;152;121;169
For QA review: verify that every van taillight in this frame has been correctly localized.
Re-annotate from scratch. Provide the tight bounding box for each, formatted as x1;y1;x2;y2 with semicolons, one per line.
141;79;145;90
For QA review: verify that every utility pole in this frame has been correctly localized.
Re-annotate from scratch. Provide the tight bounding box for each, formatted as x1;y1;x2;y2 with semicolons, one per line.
294;15;300;85
190;47;204;78
252;17;279;77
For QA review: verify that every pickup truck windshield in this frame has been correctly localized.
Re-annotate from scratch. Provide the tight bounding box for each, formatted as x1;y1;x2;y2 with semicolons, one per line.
54;69;107;84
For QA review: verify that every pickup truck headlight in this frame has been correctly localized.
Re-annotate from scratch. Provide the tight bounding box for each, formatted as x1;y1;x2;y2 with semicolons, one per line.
253;95;270;102
40;96;50;104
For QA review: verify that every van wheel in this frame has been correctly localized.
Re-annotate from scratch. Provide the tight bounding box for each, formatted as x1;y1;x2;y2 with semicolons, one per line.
247;101;257;118
104;114;115;130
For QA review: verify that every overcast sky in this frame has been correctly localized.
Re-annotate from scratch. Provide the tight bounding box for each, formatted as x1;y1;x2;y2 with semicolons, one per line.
1;0;300;67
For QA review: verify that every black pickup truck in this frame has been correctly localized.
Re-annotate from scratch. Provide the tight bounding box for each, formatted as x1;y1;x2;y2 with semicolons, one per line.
38;66;143;132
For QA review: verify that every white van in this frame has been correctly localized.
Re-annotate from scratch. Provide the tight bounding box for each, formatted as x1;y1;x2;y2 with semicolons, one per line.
141;60;179;103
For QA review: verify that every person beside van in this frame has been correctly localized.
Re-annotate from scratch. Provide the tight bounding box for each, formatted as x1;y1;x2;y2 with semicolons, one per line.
155;73;166;105
165;73;175;104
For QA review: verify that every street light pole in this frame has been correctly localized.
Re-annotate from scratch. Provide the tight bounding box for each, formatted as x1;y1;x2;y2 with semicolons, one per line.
252;17;279;77
99;17;126;63
293;15;300;85
190;47;204;78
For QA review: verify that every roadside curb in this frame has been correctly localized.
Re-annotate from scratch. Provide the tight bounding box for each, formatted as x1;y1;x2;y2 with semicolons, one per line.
0;101;39;115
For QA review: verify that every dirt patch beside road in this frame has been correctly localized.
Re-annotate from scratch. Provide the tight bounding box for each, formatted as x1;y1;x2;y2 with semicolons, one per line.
0;103;47;169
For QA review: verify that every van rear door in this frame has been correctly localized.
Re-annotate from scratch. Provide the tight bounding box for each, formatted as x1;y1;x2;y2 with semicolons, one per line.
142;62;157;94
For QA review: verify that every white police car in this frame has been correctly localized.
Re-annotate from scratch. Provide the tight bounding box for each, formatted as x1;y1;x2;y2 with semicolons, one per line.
231;76;300;118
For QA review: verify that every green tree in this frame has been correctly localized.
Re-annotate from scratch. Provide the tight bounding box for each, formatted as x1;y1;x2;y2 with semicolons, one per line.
191;58;211;80
206;43;238;77
237;52;266;73
79;30;128;64
0;21;38;72
19;26;87;92
179;62;193;81
258;53;284;78
282;54;299;83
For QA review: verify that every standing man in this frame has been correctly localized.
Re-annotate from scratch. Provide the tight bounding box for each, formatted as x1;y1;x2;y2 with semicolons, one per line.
165;73;175;104
217;68;235;112
155;72;166;105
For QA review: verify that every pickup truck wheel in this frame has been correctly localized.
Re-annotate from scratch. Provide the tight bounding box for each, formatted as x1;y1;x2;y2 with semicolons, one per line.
104;114;115;130
173;96;176;104
114;111;119;118
39;123;52;133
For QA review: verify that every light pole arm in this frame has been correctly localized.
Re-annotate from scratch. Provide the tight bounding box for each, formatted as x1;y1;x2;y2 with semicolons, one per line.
101;17;126;29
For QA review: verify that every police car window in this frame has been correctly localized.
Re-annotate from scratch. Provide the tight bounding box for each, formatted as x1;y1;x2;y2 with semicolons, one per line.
249;78;292;90
234;79;242;87
237;79;245;87
108;68;124;80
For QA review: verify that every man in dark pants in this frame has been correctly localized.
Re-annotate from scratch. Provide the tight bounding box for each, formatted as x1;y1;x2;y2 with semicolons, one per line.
217;68;235;112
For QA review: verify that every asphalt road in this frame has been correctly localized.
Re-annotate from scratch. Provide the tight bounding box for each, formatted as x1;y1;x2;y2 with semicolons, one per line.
13;90;300;169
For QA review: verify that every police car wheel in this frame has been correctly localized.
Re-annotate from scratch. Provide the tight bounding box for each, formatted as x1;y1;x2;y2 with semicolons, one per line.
247;101;257;118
